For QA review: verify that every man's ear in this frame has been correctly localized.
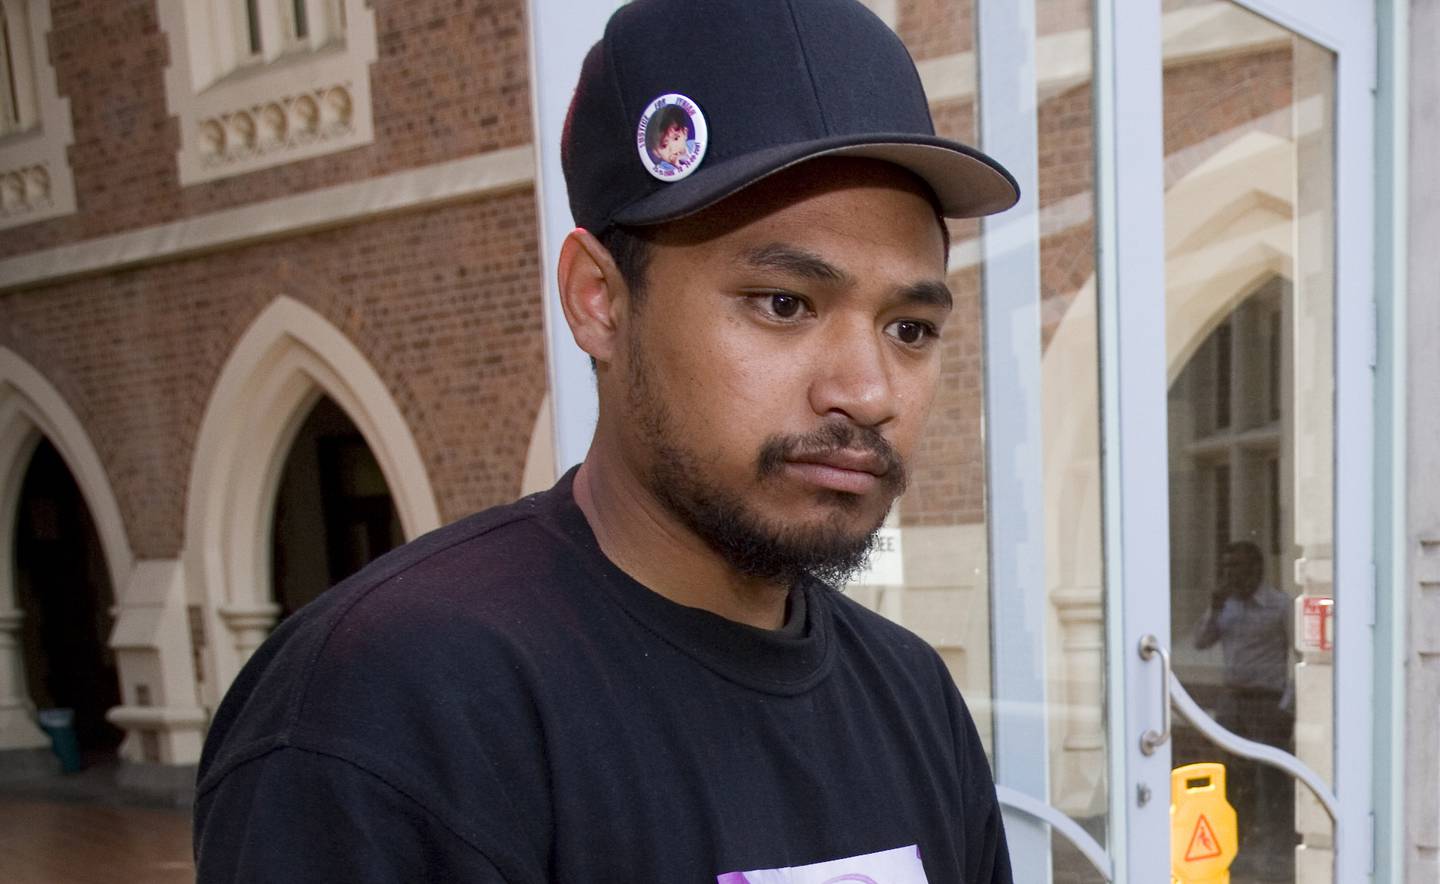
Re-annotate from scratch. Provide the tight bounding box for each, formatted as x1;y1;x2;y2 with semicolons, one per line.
557;228;630;364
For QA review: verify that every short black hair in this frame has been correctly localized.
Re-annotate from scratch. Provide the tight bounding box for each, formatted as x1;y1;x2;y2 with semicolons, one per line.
598;224;655;307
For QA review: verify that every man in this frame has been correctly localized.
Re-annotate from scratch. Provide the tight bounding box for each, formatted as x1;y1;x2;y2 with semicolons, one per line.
1194;540;1294;878
194;0;1019;880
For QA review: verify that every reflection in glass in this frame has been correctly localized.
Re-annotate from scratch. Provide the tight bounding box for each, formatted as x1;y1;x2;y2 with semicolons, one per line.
1035;1;1109;880
853;5;1112;880
1163;2;1336;881
843;0;996;760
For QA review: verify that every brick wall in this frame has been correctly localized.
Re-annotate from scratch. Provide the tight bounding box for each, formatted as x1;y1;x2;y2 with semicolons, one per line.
0;191;545;558
899;27;1296;531
897;0;973;61
0;0;532;260
1163;48;1293;160
903;267;985;527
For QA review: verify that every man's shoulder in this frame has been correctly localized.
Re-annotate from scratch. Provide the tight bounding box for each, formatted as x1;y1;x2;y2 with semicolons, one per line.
822;586;951;682
197;482;594;787
1256;584;1290;609
270;480;596;661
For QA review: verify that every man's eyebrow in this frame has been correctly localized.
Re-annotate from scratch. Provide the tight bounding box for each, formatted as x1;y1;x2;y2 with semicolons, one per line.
740;243;952;309
900;280;954;311
740;244;852;285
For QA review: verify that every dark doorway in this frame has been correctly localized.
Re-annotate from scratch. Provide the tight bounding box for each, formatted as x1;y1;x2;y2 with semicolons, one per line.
271;396;402;619
14;438;124;762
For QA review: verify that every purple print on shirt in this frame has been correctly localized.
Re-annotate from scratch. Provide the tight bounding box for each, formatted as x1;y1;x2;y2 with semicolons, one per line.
716;844;928;883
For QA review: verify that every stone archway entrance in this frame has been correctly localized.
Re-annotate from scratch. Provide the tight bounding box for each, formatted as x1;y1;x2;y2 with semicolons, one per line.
271;395;402;620
13;438;123;763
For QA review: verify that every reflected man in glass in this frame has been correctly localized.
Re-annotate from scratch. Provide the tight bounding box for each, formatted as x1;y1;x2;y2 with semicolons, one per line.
1194;540;1294;881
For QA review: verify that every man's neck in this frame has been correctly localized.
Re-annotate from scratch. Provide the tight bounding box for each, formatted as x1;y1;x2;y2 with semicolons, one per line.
572;452;790;630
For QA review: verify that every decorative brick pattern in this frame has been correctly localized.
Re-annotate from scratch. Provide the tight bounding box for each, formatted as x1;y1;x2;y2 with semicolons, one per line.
0;193;545;558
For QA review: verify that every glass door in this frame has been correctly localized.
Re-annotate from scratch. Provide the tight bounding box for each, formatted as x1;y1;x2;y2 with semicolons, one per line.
1098;0;1375;881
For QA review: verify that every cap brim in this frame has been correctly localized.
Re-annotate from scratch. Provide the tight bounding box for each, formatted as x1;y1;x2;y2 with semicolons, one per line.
610;133;1019;228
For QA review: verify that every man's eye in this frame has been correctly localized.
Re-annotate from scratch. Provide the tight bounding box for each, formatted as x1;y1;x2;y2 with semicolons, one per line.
887;319;936;346
765;293;803;319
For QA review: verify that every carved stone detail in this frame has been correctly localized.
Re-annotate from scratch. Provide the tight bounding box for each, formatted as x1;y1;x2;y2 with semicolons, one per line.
0;163;53;218
197;84;357;170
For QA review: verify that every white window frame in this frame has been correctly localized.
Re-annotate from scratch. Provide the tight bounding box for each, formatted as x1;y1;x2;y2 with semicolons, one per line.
0;0;76;231
158;0;376;186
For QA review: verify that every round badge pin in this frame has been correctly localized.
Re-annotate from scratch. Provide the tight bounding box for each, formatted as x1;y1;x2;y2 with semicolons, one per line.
636;93;708;182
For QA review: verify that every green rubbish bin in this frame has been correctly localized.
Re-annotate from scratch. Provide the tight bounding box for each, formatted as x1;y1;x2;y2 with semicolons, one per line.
37;708;82;773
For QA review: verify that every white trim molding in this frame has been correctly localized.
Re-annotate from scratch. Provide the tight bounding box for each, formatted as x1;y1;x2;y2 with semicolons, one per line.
0;0;76;231
185;296;441;705
156;0;377;185
0;145;536;292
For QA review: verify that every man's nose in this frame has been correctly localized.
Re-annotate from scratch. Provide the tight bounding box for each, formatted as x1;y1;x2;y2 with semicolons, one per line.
806;322;898;428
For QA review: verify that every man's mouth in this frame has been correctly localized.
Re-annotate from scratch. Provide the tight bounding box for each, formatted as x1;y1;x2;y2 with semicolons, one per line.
756;424;907;497
788;448;888;476
782;449;892;495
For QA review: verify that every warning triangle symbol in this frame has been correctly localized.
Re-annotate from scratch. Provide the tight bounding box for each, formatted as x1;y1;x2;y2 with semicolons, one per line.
1184;813;1223;862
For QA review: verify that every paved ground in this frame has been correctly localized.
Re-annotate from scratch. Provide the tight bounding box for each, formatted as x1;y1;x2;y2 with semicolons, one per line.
0;753;194;883
0;799;192;883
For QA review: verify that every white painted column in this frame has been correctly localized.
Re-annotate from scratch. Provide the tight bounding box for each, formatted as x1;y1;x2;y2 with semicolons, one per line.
0;607;47;750
108;561;211;765
526;0;621;474
1050;589;1105;816
218;603;282;668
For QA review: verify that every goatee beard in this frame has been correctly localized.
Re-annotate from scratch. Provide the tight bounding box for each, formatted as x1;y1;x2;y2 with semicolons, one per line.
635;387;905;587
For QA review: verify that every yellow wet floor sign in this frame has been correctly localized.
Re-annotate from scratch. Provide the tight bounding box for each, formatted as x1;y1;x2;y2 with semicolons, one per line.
1171;762;1237;883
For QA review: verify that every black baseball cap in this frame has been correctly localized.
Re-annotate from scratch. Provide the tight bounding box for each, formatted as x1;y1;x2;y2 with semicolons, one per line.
561;0;1019;235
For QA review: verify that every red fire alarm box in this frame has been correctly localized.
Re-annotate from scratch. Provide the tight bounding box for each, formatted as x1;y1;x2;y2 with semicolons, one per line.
1297;596;1334;653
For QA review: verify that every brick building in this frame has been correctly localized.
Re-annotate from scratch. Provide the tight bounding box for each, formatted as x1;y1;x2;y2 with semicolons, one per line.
0;0;1432;880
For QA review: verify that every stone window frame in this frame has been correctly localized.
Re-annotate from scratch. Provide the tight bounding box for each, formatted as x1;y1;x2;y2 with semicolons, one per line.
157;0;377;186
0;0;76;231
0;0;36;137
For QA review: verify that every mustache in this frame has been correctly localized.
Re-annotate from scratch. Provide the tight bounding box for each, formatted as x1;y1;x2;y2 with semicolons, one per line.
756;423;907;492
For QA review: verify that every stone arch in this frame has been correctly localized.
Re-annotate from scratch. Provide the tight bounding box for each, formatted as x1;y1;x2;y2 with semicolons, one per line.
0;348;133;752
186;296;440;702
1040;129;1297;816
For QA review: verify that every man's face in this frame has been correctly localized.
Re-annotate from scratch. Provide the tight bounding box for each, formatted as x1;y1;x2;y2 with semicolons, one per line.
607;159;950;585
1219;547;1262;597
657;124;690;165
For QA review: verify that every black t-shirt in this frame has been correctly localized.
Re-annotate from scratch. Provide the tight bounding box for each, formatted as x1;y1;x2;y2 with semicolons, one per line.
194;472;1012;882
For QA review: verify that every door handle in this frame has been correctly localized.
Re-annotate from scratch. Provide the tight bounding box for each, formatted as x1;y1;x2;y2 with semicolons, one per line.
1138;634;1170;755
